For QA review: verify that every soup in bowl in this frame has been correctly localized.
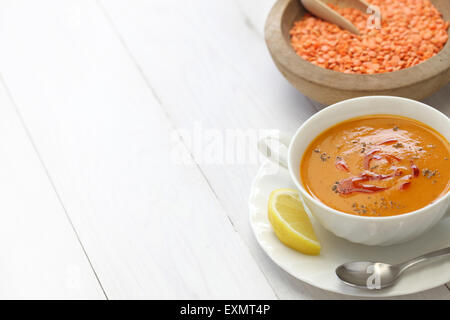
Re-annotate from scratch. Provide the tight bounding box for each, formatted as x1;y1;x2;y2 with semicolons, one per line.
259;96;450;245
300;115;450;217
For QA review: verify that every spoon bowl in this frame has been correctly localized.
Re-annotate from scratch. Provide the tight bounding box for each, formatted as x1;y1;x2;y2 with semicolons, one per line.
336;247;450;290
336;262;401;289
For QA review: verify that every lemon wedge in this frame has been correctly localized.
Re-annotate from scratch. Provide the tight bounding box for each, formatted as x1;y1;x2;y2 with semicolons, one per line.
268;188;321;255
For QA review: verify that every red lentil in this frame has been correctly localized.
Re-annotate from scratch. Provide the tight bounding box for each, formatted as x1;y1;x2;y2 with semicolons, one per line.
290;0;449;74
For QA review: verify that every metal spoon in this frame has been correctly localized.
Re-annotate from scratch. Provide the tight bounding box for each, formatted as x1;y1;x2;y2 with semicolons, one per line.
336;247;450;289
301;0;370;35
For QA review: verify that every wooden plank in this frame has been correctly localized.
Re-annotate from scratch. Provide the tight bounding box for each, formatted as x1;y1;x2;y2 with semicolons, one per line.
98;0;323;300
99;0;450;299
0;78;104;299
0;0;276;299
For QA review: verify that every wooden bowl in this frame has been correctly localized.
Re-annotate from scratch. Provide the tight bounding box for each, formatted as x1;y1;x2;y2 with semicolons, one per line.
265;0;450;105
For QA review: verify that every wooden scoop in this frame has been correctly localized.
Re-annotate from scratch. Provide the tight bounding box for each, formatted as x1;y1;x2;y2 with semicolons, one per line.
301;0;371;35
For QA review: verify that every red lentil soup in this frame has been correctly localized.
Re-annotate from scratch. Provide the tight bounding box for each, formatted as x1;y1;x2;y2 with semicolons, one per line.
300;115;450;217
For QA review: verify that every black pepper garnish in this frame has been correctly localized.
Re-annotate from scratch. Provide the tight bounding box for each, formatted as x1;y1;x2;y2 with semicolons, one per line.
393;143;403;148
422;168;438;179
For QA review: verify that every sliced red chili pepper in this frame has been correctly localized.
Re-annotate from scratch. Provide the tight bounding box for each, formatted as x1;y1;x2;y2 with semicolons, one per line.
335;159;349;172
384;154;400;162
358;184;387;192
410;162;419;177
336;176;387;194
363;148;400;170
366;148;382;156
379;138;398;145
336;178;354;194
399;182;411;190
398;175;412;190
392;166;408;176
337;145;411;195
360;171;393;180
363;148;381;169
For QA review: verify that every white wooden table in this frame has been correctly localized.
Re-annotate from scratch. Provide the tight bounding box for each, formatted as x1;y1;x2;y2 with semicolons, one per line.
0;0;448;299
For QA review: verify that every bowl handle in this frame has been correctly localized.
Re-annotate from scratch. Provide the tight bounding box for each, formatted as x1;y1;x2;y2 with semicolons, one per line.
258;132;291;169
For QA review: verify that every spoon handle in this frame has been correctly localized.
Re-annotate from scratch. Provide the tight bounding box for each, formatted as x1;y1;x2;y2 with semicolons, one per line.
398;247;450;273
350;0;371;12
301;0;361;35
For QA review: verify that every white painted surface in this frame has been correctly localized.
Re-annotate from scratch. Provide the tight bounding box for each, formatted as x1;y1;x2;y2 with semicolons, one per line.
0;77;104;299
0;0;447;299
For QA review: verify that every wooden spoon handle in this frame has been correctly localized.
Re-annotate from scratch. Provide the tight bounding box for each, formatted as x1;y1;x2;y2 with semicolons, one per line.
340;0;370;13
342;0;370;12
301;0;361;35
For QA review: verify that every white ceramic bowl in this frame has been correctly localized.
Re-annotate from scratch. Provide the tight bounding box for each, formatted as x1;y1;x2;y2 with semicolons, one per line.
260;96;450;246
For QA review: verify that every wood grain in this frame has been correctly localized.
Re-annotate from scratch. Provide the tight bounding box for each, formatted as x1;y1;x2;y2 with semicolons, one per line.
0;0;275;299
0;77;104;299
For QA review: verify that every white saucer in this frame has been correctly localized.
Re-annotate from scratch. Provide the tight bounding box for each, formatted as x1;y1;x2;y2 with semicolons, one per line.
249;160;450;297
